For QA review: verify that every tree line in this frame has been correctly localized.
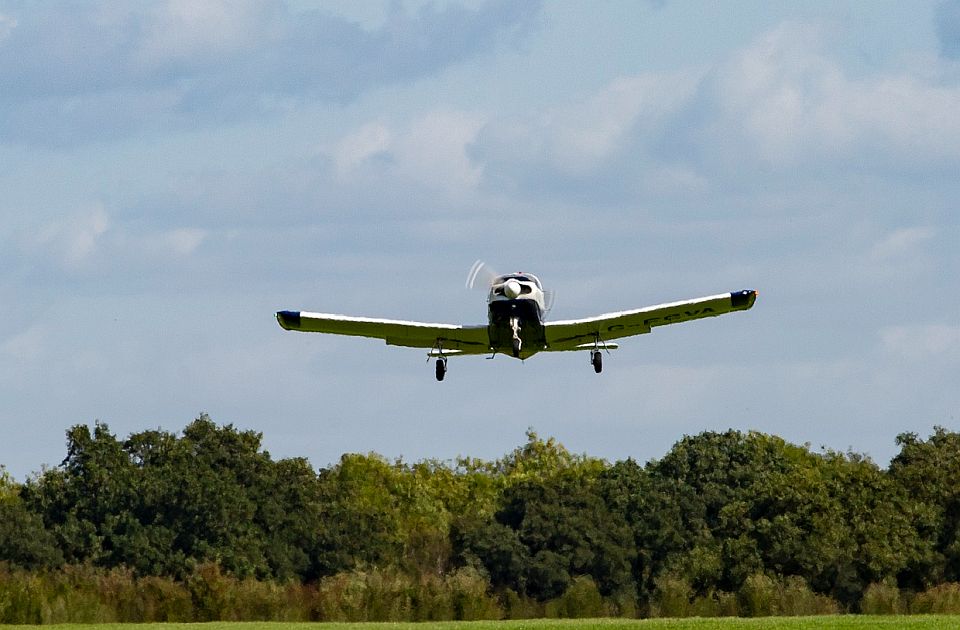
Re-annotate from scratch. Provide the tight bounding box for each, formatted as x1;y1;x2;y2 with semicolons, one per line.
2;414;960;622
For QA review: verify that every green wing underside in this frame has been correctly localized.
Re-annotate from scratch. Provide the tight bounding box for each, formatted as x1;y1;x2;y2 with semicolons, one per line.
275;311;490;354
543;290;757;351
276;290;757;355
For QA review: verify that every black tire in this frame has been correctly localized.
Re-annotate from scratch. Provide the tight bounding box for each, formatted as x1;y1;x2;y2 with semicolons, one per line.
592;351;602;373
512;338;522;358
435;358;446;381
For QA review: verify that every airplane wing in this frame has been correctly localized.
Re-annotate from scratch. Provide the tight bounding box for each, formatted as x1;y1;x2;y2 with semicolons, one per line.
276;311;490;355
544;290;757;351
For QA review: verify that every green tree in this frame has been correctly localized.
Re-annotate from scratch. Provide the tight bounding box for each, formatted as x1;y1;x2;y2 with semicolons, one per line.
22;422;138;566
0;466;63;569
888;427;960;587
23;415;326;580
314;452;407;575
457;435;633;601
605;430;919;607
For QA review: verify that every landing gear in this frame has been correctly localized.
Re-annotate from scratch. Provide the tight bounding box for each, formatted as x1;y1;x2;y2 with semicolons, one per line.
591;350;602;373
432;339;449;381
510;316;522;358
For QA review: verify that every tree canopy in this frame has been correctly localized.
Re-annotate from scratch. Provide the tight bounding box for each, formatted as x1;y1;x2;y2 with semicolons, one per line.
3;416;960;617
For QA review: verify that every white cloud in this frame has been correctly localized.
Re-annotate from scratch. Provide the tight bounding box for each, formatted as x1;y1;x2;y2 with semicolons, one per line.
475;71;699;178
133;0;274;70
1;324;46;362
334;122;392;177
870;227;936;261
162;228;207;257
334;111;485;195
0;12;17;42
34;205;110;269
881;325;960;361
394;110;485;193
713;21;960;167
472;19;960;199
0;2;541;146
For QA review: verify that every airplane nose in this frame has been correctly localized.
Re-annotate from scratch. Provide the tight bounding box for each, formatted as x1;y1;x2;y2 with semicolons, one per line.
504;279;522;298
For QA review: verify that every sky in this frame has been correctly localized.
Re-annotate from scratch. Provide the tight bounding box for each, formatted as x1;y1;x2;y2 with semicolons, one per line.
1;0;958;480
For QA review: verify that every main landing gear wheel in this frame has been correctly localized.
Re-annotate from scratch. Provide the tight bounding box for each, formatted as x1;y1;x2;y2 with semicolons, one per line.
591;351;603;374
435;357;447;381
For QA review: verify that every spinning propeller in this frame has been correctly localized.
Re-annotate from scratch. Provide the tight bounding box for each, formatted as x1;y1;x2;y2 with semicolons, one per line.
465;260;499;290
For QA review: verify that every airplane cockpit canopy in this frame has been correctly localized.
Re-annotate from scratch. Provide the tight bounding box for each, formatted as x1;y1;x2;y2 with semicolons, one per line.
494;273;543;290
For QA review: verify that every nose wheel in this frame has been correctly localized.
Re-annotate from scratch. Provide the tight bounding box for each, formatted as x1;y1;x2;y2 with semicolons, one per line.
435;357;447;381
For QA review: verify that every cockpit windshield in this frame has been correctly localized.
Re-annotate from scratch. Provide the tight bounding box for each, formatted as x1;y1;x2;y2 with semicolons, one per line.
494;273;542;289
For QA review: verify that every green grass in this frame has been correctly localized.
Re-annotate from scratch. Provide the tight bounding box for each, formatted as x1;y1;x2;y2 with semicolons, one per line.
4;617;960;630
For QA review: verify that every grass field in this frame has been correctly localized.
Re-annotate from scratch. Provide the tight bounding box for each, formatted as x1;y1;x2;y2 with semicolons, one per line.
5;617;960;630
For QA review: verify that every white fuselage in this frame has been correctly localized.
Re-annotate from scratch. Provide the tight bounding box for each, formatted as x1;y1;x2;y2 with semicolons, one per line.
486;273;547;358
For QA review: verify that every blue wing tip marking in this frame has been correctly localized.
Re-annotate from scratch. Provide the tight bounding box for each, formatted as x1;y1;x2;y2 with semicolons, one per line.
276;310;302;329
730;290;758;309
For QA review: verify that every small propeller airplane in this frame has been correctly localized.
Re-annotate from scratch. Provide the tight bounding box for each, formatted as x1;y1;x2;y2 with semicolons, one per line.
276;262;758;381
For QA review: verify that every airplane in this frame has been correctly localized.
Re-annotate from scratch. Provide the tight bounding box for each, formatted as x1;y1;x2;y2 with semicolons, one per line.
276;265;757;381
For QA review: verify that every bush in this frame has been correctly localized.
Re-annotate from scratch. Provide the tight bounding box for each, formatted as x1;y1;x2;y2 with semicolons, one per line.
650;573;692;618
861;580;903;614
739;573;777;617
226;577;305;621
911;582;960;614
446;566;501;620
133;575;193;622
498;588;541;619
690;590;738;617
184;562;233;621
544;575;606;618
778;575;839;616
30;565;136;624
313;569;414;622
0;566;45;624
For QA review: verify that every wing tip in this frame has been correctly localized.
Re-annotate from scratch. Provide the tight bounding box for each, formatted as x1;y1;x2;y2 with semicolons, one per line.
276;310;302;330
730;289;758;310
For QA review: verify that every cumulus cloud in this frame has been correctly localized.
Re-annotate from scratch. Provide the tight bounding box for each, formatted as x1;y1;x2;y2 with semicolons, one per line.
0;12;16;41
161;228;207;257
472;21;960;200
392;110;486;193
472;71;698;182
332;111;485;196
0;1;541;145
1;324;45;362
134;0;275;71
705;22;960;170
870;227;936;261
881;324;960;361
34;205;110;270
334;122;393;177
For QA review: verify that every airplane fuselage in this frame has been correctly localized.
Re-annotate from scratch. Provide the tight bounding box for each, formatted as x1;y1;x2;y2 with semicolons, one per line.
486;273;547;359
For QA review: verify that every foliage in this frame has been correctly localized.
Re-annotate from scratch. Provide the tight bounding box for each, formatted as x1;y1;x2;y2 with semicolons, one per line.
0;468;63;570
889;427;960;587
5;418;960;620
910;582;960;614
861;579;903;614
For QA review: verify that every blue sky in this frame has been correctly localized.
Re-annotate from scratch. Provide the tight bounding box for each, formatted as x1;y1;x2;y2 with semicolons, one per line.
1;1;958;479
